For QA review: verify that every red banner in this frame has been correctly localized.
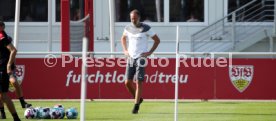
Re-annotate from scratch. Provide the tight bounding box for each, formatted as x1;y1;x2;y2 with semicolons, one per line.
11;58;276;99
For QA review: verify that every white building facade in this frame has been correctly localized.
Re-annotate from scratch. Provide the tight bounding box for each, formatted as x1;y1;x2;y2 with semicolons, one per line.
0;0;275;53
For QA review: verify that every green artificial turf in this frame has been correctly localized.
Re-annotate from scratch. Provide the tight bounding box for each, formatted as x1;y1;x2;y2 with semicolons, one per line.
6;100;276;121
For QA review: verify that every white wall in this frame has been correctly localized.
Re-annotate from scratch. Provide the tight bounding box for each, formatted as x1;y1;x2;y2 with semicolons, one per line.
5;24;61;52
4;0;274;54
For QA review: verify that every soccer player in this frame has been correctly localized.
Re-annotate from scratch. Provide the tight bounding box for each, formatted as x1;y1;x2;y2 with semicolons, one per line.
0;21;29;121
121;9;160;114
0;36;32;119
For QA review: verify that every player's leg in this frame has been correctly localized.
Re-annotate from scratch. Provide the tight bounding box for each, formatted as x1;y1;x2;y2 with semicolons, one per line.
0;100;6;119
0;93;21;121
136;57;145;105
125;58;136;98
0;72;6;119
135;81;143;104
0;72;21;121
9;74;32;108
125;79;135;97
132;80;143;114
132;58;145;114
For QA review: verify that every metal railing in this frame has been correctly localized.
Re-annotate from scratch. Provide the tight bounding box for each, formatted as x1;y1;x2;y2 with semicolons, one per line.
191;0;275;52
17;51;276;58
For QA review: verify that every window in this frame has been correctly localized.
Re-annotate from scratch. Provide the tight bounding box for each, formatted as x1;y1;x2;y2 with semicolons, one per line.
55;0;85;22
0;0;48;22
115;0;164;22
0;0;15;21
56;0;61;22
115;0;206;23
170;0;204;22
227;0;274;22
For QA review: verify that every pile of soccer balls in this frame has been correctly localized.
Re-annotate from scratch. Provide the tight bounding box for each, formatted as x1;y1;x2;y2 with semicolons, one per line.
24;104;78;119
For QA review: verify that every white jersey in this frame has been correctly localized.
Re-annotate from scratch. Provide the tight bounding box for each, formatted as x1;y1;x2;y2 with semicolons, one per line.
124;23;156;59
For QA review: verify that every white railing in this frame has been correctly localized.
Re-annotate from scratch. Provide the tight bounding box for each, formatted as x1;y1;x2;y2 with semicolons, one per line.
191;0;275;52
17;51;276;56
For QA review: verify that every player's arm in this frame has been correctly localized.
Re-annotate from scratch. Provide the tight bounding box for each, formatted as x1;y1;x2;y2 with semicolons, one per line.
149;35;160;53
141;35;160;57
6;43;17;74
121;32;129;57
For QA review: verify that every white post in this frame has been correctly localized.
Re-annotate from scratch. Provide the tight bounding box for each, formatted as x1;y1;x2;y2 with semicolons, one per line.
13;0;21;48
80;37;88;121
174;25;180;121
109;0;115;57
231;12;236;50
269;36;274;52
155;0;161;22
164;0;169;24
48;0;52;52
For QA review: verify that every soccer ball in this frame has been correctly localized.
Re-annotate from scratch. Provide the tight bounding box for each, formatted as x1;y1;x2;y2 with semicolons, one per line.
66;107;78;119
59;108;65;119
33;108;38;118
34;107;42;118
24;107;37;119
54;104;65;119
37;107;51;119
50;108;63;119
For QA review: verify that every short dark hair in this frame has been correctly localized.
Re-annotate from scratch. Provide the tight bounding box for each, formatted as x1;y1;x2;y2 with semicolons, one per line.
130;9;140;16
0;21;5;27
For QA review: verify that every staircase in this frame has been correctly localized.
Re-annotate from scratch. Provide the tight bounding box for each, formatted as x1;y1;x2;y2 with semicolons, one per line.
191;0;275;52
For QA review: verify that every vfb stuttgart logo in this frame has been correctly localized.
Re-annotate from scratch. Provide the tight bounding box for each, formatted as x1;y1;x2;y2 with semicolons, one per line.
229;65;254;93
9;65;25;92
